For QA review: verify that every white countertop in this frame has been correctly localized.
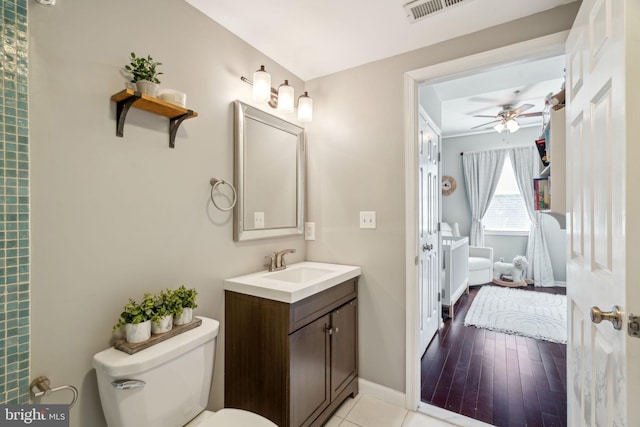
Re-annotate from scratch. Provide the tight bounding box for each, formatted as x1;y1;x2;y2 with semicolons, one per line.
223;261;361;303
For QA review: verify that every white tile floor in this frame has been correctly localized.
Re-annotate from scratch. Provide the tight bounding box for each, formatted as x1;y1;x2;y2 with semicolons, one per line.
325;395;457;427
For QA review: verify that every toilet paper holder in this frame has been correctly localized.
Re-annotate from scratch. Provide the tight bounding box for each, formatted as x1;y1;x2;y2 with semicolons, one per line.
30;375;79;408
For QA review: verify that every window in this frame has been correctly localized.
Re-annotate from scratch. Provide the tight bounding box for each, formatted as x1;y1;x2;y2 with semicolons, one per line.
483;156;531;233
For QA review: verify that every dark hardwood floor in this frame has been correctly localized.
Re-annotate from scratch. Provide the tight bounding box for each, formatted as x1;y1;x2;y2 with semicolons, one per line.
421;284;567;427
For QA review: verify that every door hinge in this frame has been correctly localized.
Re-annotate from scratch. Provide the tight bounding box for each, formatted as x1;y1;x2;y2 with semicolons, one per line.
438;292;441;302
437;222;441;232
628;314;640;337
438;152;441;162
415;255;419;265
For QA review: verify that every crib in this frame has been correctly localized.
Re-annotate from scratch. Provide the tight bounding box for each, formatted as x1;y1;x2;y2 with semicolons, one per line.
441;235;469;319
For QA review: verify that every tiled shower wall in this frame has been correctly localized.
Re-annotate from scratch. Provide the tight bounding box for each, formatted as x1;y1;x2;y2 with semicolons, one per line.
0;0;30;404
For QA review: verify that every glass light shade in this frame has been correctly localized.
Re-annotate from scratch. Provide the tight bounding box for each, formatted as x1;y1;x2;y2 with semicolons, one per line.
297;92;313;122
494;122;505;133
506;119;519;132
252;65;271;103
277;80;295;112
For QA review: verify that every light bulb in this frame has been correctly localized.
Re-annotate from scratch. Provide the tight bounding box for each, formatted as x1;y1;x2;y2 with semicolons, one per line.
277;80;294;112
297;92;313;122
506;119;519;133
252;65;271;103
494;122;505;133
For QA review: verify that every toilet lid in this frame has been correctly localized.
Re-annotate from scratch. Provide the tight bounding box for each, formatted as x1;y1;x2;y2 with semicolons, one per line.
190;409;277;427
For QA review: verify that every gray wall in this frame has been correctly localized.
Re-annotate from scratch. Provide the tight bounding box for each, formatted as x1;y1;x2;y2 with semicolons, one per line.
29;1;307;425
440;127;567;280
305;4;577;392
27;1;578;425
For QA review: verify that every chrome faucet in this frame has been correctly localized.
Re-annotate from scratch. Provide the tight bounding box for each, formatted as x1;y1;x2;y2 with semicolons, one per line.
266;249;296;272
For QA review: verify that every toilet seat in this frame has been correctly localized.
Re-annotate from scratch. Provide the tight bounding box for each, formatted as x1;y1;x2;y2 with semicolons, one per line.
185;409;277;427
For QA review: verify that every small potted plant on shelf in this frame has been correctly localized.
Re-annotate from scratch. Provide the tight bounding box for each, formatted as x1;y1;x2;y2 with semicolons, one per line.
150;289;176;334
113;293;155;343
173;285;198;325
124;52;163;97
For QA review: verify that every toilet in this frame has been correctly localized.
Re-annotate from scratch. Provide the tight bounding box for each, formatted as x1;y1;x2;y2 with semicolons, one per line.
93;317;276;427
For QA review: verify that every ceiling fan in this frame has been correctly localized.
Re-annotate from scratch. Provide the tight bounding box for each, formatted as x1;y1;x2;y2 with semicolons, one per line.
471;103;542;133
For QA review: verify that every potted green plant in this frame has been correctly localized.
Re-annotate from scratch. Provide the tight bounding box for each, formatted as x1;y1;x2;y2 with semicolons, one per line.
150;289;175;334
113;293;155;343
173;285;198;325
124;52;163;97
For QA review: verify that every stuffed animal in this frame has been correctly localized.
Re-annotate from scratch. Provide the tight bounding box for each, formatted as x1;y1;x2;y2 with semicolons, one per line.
493;255;529;283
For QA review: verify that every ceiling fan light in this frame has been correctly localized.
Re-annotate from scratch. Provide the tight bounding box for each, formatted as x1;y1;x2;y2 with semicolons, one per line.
506;118;519;133
494;122;505;133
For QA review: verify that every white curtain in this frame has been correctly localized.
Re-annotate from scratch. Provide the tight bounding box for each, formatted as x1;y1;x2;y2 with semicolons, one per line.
462;150;507;246
509;146;555;286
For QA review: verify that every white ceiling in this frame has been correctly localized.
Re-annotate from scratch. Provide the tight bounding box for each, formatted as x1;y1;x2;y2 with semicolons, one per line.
430;55;566;137
184;0;575;81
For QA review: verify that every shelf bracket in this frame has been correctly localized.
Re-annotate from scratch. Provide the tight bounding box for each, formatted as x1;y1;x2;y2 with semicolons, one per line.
115;92;142;138
169;110;195;148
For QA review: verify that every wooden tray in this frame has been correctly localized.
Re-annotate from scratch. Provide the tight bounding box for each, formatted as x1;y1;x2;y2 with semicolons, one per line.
114;317;202;355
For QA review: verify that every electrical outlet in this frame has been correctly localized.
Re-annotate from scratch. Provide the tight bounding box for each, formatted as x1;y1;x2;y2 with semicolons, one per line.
305;222;316;240
359;211;376;229
254;212;265;229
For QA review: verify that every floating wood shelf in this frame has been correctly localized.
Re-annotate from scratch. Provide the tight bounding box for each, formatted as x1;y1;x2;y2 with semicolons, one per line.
111;89;198;148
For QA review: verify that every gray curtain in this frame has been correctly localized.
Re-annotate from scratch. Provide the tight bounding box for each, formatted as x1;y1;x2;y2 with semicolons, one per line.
509;146;555;286
462;149;507;246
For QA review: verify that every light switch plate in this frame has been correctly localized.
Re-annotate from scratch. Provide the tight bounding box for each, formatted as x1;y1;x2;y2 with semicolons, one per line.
360;211;376;229
254;212;265;229
305;222;316;240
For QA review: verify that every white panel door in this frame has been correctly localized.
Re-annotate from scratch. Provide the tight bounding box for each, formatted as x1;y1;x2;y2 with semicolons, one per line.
566;1;640;425
418;108;441;355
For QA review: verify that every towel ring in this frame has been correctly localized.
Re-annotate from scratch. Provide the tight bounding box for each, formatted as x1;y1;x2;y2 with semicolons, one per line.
30;376;79;408
209;178;237;211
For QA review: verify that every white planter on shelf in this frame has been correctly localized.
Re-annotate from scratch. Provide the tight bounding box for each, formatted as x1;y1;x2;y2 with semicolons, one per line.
135;80;159;97
125;320;151;343
174;307;193;326
151;315;173;334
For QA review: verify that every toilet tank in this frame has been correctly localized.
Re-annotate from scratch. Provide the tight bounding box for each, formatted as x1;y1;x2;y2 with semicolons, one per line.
93;317;219;427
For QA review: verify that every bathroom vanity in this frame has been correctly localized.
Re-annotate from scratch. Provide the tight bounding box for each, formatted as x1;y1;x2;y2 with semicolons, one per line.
224;262;361;427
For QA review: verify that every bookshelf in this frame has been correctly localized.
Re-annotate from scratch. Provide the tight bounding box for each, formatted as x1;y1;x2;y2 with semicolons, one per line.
534;107;566;229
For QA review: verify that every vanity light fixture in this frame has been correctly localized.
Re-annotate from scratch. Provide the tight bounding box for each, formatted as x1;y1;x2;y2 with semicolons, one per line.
241;66;313;122
277;80;295;113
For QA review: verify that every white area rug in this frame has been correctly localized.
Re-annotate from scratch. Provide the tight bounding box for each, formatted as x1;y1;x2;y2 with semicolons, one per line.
464;285;567;344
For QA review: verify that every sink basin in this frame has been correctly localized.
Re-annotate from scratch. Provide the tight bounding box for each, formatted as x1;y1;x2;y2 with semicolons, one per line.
224;262;361;303
265;266;334;283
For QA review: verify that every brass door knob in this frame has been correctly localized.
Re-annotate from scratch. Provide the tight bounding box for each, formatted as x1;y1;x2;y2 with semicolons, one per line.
590;305;623;330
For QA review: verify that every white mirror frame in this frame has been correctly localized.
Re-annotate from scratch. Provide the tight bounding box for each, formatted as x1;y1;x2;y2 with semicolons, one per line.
233;101;305;241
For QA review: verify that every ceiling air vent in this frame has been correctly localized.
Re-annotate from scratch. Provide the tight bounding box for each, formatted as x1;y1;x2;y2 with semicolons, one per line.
403;0;470;23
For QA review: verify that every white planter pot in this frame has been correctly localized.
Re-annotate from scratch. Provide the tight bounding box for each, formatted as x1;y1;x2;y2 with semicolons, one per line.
151;315;173;334
174;307;193;326
125;320;151;343
135;80;159;97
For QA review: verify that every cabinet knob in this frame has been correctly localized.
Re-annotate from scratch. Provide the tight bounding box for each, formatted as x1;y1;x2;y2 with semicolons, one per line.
326;327;339;335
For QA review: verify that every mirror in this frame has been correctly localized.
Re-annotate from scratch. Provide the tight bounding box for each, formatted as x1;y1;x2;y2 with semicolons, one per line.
234;101;305;241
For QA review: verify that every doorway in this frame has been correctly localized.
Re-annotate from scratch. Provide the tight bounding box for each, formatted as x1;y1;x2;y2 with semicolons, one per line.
404;32;569;423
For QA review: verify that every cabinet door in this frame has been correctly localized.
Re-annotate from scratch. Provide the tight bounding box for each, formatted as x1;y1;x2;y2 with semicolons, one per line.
330;299;358;400
290;313;330;427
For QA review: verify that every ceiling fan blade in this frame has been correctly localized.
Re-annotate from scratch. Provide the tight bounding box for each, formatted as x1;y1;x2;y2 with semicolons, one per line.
512;103;534;115
517;112;543;118
471;119;500;130
472;114;498;118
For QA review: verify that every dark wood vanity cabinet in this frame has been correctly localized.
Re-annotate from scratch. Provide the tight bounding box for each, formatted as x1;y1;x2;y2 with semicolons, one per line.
225;277;359;427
